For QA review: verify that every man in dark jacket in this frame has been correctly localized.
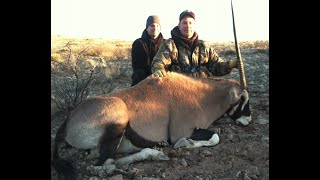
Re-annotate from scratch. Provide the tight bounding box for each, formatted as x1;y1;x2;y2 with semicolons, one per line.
131;15;165;86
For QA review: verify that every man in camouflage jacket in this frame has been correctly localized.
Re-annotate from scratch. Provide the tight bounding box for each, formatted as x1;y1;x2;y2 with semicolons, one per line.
151;10;237;78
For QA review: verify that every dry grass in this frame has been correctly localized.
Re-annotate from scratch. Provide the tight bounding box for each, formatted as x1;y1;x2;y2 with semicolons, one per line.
52;36;269;62
208;40;269;55
51;35;132;60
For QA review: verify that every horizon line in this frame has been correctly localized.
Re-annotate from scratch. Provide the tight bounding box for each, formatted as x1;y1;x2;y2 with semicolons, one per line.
51;34;269;43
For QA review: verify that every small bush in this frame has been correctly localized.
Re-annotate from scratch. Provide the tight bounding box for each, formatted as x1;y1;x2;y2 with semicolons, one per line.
51;39;130;115
51;43;99;115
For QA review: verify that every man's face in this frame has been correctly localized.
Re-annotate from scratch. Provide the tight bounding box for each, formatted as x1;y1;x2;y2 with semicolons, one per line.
178;16;195;39
147;23;161;39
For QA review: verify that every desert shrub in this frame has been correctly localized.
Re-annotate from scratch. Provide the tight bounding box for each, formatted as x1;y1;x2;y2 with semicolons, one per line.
51;41;130;116
209;40;269;55
209;42;236;56
77;44;130;60
240;40;269;53
254;40;269;49
83;46;104;57
113;47;131;60
51;42;102;115
253;40;269;54
99;61;129;93
97;46;131;60
51;53;63;62
219;49;236;56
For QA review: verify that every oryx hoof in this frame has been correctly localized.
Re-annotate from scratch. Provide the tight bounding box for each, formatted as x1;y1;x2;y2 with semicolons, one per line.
173;137;190;149
235;115;252;126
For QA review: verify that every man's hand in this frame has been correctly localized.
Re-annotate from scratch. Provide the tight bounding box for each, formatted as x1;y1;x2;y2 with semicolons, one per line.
152;69;167;77
228;59;238;69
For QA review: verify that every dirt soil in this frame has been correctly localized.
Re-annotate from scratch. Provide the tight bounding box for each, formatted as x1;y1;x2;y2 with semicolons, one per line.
51;49;269;180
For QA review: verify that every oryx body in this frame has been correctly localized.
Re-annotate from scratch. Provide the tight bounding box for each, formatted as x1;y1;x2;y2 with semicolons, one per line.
67;72;250;151
53;72;251;172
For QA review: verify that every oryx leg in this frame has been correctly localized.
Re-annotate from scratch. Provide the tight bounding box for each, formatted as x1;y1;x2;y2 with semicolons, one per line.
173;128;219;149
95;123;126;166
228;90;252;126
235;99;251;125
113;148;169;167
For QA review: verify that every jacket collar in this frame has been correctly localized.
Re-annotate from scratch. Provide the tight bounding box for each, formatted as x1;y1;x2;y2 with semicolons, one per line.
171;26;198;50
141;29;164;44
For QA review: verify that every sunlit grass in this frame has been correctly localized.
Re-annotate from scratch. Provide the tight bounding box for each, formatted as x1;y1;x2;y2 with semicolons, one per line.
51;35;132;61
52;36;269;62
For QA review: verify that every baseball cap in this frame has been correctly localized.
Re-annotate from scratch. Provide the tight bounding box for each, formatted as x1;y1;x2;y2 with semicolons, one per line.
179;10;195;21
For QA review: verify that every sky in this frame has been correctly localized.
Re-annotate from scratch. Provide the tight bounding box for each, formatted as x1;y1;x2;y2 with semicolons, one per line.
51;0;269;42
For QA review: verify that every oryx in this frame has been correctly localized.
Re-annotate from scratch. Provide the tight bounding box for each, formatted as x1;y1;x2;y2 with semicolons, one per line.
52;1;250;179
52;71;251;178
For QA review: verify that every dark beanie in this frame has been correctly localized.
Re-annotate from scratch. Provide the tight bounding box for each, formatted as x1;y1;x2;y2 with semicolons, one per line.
146;15;160;28
179;10;195;21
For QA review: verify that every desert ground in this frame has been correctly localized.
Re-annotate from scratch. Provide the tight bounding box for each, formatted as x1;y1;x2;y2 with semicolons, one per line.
51;36;269;180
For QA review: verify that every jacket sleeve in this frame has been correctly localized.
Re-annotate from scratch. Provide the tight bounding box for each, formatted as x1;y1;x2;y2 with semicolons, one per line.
131;39;149;73
151;39;175;73
206;47;233;76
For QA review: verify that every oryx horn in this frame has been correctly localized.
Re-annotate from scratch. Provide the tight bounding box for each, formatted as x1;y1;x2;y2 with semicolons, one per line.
231;0;247;90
